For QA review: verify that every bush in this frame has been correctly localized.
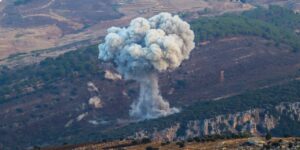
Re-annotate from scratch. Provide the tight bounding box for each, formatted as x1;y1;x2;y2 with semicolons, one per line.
131;140;138;145
265;132;272;141
175;80;187;89
187;138;194;142
176;141;185;148
145;146;159;150
141;138;151;144
193;137;201;142
15;108;23;113
263;144;271;149
288;142;293;148
161;141;170;146
271;142;280;148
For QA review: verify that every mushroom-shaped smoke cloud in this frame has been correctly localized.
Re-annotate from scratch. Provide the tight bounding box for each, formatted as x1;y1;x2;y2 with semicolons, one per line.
99;12;195;120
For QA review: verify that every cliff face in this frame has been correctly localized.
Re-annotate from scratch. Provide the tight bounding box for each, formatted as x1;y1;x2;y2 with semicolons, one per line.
185;108;277;137
133;102;300;141
276;102;300;122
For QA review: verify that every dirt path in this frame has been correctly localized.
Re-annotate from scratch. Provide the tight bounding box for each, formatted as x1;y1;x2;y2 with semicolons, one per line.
23;9;83;29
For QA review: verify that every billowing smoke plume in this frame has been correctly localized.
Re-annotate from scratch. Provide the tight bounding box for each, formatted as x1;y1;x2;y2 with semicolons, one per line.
98;13;195;120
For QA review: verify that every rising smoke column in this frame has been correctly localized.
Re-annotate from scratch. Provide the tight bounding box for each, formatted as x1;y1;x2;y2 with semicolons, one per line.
98;13;195;120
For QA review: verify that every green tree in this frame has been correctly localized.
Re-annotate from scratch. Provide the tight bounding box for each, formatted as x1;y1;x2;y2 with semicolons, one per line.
265;132;272;141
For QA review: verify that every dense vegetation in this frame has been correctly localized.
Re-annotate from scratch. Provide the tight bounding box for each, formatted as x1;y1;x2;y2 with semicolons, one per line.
192;11;300;51
0;46;101;102
243;6;300;30
14;0;32;6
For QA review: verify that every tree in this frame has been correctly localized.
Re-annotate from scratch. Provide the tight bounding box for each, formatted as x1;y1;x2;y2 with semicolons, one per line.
265;132;272;141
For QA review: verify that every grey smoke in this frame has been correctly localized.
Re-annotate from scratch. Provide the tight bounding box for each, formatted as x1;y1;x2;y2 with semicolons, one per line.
98;12;195;120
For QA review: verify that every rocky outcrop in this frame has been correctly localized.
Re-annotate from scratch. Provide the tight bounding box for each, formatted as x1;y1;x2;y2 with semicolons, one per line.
133;102;300;141
276;102;300;121
183;102;300;138
152;123;181;141
131;124;180;142
185;109;277;138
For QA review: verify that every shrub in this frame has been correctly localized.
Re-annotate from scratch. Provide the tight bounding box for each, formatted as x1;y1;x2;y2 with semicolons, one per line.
176;141;185;148
15;108;23;113
145;146;159;150
193;137;201;142
265;132;272;141
161;141;170;146
131;140;138;145
187;138;194;142
271;142;280;148
288;142;293;148
141;138;151;144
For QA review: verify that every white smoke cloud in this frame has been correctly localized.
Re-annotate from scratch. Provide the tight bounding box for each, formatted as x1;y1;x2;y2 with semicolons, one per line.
98;12;195;120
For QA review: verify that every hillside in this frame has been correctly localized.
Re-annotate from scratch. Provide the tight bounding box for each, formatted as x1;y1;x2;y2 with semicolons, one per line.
1;0;299;67
0;0;121;60
93;79;300;140
1;6;300;149
0;0;252;64
43;80;300;149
